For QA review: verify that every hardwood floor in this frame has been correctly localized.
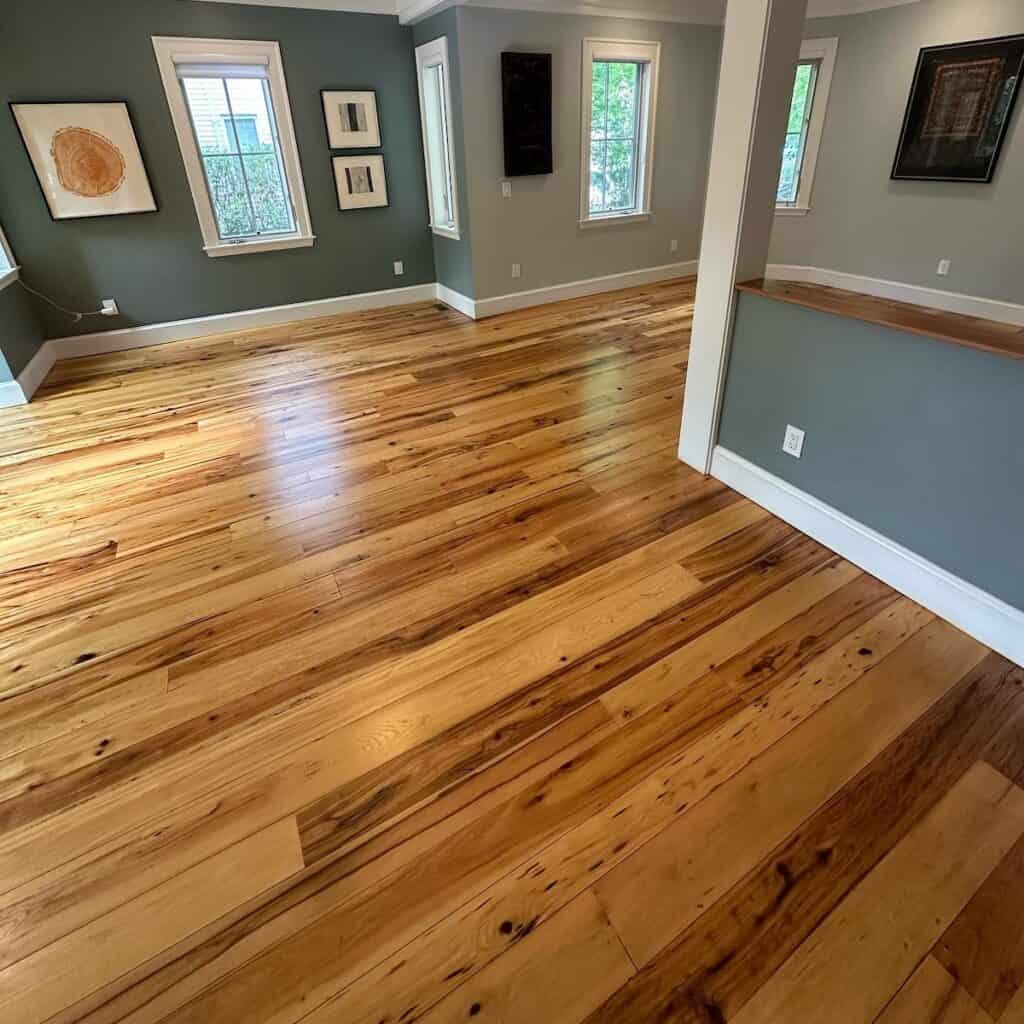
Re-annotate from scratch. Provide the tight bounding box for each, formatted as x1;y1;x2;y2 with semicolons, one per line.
1;278;1022;1024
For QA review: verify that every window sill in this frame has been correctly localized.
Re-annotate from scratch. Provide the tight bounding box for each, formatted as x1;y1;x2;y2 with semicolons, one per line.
0;267;19;292
430;224;461;241
579;211;651;229
775;206;810;217
204;235;316;258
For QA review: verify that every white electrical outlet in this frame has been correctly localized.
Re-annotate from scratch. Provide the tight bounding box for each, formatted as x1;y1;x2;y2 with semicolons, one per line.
393;260;405;277
501;181;512;198
937;259;951;277
670;239;679;254
511;263;521;279
100;299;119;317
783;424;805;459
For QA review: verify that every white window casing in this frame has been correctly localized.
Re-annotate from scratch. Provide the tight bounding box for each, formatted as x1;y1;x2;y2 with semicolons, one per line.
0;225;17;290
415;36;461;241
152;36;315;257
776;37;839;216
580;38;661;228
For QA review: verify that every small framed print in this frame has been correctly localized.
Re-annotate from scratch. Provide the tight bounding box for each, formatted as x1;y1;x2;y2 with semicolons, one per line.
333;155;389;210
322;90;381;149
10;101;157;220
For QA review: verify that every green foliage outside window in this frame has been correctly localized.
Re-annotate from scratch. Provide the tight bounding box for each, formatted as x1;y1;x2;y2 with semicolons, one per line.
778;62;817;203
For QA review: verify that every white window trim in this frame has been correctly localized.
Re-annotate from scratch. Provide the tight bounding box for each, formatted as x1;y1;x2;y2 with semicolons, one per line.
0;226;18;291
415;36;461;241
152;36;315;257
580;37;661;228
776;36;838;216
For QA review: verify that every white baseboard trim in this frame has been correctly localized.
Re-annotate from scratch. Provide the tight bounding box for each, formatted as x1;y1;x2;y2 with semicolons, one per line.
0;380;26;408
711;446;1024;668
0;342;56;406
435;284;477;320
48;282;438;361
471;260;699;319
766;263;1024;327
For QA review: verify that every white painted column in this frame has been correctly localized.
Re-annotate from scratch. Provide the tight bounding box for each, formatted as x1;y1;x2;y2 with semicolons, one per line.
678;0;809;473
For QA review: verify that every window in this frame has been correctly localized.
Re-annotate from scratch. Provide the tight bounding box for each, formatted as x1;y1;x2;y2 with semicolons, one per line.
152;37;314;256
777;38;838;214
581;39;660;226
415;37;460;240
0;225;15;286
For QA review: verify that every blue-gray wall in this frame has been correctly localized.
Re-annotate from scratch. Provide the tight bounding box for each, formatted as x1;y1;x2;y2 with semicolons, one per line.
719;292;1024;610
0;281;44;382
412;7;476;298
0;0;435;339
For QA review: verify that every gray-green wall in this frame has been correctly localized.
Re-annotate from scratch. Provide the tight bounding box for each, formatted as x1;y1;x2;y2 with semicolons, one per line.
412;7;476;297
770;0;1024;304
719;293;1024;610
0;0;435;339
0;281;44;382
454;7;721;300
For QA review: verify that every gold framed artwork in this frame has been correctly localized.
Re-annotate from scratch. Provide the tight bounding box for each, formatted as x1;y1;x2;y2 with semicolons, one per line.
332;155;389;210
321;90;381;149
10;101;157;220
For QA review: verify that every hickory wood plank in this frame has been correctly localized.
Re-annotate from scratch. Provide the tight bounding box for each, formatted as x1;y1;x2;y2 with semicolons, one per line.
410;892;635;1024
594;619;987;966
877;958;994;1024
274;598;933;1024
1000;985;1024;1024
729;761;1024;1024
0;816;303;1024
582;652;1024;1024
934;830;1024;1019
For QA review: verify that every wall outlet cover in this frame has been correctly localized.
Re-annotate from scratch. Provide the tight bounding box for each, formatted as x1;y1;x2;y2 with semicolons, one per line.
502;181;512;198
783;424;805;459
511;263;522;279
100;299;119;316
393;260;405;276
937;259;951;277
670;239;679;253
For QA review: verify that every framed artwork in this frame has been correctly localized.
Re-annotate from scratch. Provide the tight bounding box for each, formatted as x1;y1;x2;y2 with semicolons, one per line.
333;155;389;210
322;90;381;149
892;34;1024;182
10;101;157;219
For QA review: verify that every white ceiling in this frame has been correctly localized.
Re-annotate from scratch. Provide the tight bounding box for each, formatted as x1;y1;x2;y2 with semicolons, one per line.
192;0;923;24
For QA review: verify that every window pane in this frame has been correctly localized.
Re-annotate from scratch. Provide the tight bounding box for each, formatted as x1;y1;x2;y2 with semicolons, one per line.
777;60;819;204
422;64;455;228
182;74;295;240
606;138;637;211
605;62;639;139
202;154;256;237
591;62;608;140
590;139;607;212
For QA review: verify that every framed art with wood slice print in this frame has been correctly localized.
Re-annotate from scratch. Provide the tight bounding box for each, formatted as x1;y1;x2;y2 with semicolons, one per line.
10;101;157;219
892;34;1024;182
321;90;381;149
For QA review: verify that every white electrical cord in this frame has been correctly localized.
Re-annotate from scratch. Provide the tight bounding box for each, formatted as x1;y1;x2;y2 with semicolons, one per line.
17;279;106;323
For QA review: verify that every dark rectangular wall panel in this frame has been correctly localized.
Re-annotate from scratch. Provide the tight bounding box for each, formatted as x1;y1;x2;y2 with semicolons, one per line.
501;52;553;177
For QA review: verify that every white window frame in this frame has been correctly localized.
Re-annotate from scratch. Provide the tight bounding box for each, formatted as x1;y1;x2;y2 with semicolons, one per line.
0;225;17;290
580;38;661;228
776;37;838;217
415;36;461;241
152;36;315;257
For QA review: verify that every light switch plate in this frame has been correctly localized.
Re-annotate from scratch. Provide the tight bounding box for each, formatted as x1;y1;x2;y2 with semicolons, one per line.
502;181;512;198
783;424;805;459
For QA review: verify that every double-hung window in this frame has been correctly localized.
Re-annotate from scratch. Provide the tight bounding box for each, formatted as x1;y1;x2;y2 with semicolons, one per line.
152;37;314;256
777;38;838;214
581;39;661;227
415;37;460;240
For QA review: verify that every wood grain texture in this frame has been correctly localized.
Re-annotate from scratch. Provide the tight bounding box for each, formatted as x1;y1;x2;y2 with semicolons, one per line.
0;280;1021;1024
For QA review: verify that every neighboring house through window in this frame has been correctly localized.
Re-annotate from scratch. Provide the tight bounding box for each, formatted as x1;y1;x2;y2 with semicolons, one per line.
152;36;314;256
580;38;661;227
777;37;839;214
415;36;460;240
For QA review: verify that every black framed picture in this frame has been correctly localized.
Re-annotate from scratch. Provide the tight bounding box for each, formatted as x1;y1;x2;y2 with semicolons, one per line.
501;52;553;177
892;34;1024;182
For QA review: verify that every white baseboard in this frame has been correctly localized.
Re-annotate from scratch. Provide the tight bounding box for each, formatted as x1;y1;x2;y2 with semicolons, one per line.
435;284;477;319
48;282;438;360
766;263;1024;327
0;342;56;406
470;260;699;319
0;380;26;408
711;446;1024;668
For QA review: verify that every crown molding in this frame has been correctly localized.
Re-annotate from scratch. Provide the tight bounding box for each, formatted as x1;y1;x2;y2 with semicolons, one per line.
190;0;399;14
